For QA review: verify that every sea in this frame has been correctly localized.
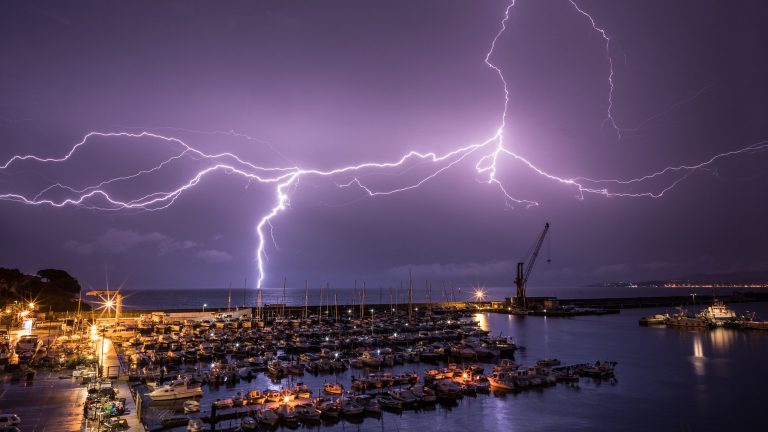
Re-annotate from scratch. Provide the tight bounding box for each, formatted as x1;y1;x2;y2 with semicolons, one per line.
131;287;768;431
117;285;768;310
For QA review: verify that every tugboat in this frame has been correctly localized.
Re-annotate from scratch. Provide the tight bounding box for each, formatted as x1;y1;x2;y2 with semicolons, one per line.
697;299;737;326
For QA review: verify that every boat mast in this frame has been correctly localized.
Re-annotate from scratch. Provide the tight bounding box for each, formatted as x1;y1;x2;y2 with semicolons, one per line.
427;281;433;312
227;282;232;313
408;270;413;320
304;280;308;320
334;293;338;324
361;282;366;320
242;278;247;308
282;277;287;319
319;283;323;317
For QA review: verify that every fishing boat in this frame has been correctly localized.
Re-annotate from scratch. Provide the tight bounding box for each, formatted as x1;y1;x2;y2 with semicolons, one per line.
580;361;617;378
664;308;710;328
294;404;322;422
314;398;341;418
536;358;561;367
376;394;403;410
388;389;418;407
247;389;266;405
433;379;462;400
147;379;202;401
487;371;516;391
353;394;382;414
339;398;365;416
410;384;437;403
276;404;299;426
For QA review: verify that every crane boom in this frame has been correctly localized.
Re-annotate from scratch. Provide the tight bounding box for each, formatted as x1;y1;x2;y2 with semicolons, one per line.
524;222;550;285
514;222;550;308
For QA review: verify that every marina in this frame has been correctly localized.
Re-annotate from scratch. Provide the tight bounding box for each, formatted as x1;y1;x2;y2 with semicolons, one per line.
3;296;768;431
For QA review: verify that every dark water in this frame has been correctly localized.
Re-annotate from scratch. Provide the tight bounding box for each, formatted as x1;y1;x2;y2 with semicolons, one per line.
149;302;768;431
118;286;768;310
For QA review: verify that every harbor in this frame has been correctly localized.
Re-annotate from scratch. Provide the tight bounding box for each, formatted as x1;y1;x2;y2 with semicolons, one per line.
4;292;768;431
2;300;619;431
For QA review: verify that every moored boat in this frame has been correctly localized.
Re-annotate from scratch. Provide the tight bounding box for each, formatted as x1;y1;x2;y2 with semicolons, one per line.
147;379;202;401
488;371;516;391
182;400;200;413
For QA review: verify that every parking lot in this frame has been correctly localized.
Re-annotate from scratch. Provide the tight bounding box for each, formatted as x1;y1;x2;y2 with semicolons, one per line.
0;369;87;432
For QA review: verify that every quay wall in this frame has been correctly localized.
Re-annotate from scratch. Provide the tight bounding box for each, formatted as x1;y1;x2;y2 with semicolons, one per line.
558;292;768;310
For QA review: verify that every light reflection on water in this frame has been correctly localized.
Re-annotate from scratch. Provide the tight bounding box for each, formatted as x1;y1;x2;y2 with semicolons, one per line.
691;333;705;376
473;313;488;331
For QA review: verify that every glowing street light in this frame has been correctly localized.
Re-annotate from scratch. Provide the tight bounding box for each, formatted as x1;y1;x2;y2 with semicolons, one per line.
203;303;207;312
474;288;487;302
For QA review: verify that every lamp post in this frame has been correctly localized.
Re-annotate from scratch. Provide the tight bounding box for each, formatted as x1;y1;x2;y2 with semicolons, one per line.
203;303;207;312
690;293;697;310
370;309;375;335
100;327;106;378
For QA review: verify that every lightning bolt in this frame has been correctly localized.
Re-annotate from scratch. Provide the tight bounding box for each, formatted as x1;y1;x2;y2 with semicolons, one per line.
1;0;767;290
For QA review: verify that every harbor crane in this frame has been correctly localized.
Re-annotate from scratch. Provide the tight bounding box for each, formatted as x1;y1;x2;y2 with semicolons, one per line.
514;222;550;309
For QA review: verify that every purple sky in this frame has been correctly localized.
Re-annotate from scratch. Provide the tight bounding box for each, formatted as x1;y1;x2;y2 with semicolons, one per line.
1;0;767;291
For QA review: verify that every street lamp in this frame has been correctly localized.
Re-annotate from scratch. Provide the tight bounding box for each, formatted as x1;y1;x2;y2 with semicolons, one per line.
474;288;487;303
690;293;697;309
203;303;207;312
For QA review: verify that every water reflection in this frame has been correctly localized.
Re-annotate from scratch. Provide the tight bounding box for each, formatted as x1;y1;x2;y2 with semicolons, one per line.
708;329;736;354
474;313;489;331
691;333;705;376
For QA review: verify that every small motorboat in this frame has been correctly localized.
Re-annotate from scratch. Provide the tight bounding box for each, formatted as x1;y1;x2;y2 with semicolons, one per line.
183;400;200;413
323;382;343;395
376;394;403;410
187;418;204;432
256;408;279;426
213;398;234;409
294;404;321;422
240;415;258;430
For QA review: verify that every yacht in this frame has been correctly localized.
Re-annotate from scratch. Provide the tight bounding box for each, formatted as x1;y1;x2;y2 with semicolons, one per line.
147;379;202;400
